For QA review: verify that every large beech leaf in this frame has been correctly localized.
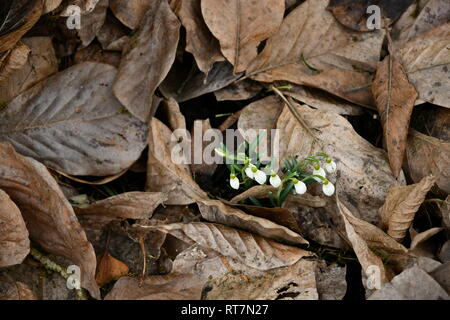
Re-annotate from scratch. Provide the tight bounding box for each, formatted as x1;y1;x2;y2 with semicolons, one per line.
379;175;436;243
113;0;180;121
0;142;99;299
0;62;148;176
0;189;29;268
201;0;285;73
372;54;418;178
158;222;312;270
246;0;385;108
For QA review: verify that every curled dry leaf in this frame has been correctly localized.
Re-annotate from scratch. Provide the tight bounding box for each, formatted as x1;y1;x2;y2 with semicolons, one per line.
43;0;62;13
246;0;385;108
198;199;308;245
158;222;311;270
379;175;436;243
398;23;450;108
78;0;109;47
0;0;43;53
95;252;129;286
146;118;208;205
113;0;180;121
109;0;151;30
0;142;99;299
372;54;418;178
201;0;285;73
190;119;218;177
406;130;450;194
0;37;57;103
230;185;278;203
74;192;168;219
0;189;29;268
176;0;223;74
410;227;444;251
0;42;30;82
0;62;148;176
0;281;36;300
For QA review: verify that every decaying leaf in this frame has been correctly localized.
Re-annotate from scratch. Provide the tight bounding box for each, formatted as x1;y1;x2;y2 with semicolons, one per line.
0;62;148;176
95;252;129;286
406;130;450;195
109;0;152;29
74;192;168;219
190;119;218;177
113;0;180;121
0;189;29;268
246;0;385;108
372;54;418;178
0;42;30;82
379;175;436;243
0;281;36;300
214;80;262;102
0;142;99;299
201;0;285;73
198;199;308;245
43;0;62;13
158;222;311;270
78;0;109;47
146;118;208;205
176;0;223;74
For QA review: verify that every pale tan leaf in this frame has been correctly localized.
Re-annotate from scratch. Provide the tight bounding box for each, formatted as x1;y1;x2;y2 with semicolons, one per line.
372;55;418;177
380;175;436;242
113;0;180;121
176;0;223;74
246;0;385;108
146;118;208;205
0;42;30;82
95;252;129;286
74;192;168;219
158;222;311;270
109;0;151;29
406;130;450;195
0;142;99;299
0;62;148;176
230;185;278;203
43;0;62;13
198;199;308;245
0;189;29;268
190;119;218;177
201;0;285;73
410;227;444;250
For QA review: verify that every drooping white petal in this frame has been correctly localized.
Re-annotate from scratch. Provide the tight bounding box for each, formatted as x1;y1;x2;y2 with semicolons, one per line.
245;167;254;179
254;170;267;185
322;181;335;196
325;161;337;173
230;176;240;190
269;174;281;188
294;181;307;195
313;167;326;182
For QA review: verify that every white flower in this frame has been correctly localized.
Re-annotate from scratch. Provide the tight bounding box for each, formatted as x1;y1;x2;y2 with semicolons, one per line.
244;164;257;179
322;179;335;196
292;179;307;195
313;165;326;182
269;171;281;188
324;158;337;173
229;174;240;190
254;169;267;185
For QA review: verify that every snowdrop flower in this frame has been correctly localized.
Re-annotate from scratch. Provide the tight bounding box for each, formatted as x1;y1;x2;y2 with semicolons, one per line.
244;164;257;179
269;171;281;188
254;169;267;185
229;174;240;190
324;158;337;173
292;178;307;195
313;164;326;182
322;179;335;196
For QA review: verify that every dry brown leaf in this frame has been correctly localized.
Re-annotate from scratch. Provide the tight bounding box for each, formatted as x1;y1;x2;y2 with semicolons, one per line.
163;98;186;132
78;0;109;47
201;0;285;73
198;199;308;245
0;62;148;177
398;23;450;108
158;222;311;270
96;14;130;51
410;227;444;250
190;119;218;177
176;0;223;74
214;80;262;102
109;0;151;29
0;281;37;300
113;0;180;121
0;42;30;82
0;37;57;103
380;175;436;243
146;118;208;205
74;192;168;219
0;0;43;53
73;43;121;67
95;252;129;286
246;0;385;108
43;0;62;13
0;142;99;299
336;199;389;285
0;189;29;268
230;185;278;203
372;54;418;177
